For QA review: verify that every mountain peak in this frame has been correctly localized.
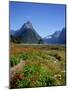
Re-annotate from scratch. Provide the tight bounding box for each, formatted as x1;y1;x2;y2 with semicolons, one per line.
10;21;43;44
51;30;61;38
26;21;32;24
23;21;33;29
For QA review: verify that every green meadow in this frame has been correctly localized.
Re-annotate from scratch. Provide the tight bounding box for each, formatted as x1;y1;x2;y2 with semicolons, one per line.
10;44;66;88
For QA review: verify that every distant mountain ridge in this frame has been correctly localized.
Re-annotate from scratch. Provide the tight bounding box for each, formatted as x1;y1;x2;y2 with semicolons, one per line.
58;28;66;44
10;21;66;44
43;28;66;44
51;31;61;38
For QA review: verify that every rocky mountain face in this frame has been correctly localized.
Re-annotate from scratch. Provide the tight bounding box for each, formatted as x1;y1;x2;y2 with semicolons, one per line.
43;28;66;44
10;21;66;44
58;28;66;44
10;21;43;44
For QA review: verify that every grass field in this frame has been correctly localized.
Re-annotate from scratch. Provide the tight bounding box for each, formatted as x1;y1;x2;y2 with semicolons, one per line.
10;44;66;88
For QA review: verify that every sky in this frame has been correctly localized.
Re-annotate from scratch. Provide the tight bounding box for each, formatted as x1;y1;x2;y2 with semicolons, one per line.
10;1;66;38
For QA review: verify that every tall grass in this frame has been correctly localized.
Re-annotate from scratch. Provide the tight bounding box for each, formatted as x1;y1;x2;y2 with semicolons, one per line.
10;44;66;88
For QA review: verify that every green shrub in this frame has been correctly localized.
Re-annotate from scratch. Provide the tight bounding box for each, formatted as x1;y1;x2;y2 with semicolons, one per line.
36;66;56;86
10;53;29;67
36;75;56;86
10;56;20;67
23;64;57;87
18;53;29;60
17;79;30;88
23;65;36;78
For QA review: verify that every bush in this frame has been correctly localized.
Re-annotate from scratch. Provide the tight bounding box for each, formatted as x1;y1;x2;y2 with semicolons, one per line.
16;79;30;88
18;53;29;60
10;60;58;88
23;65;36;78
36;66;56;86
36;76;56;86
10;56;20;67
10;53;29;67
